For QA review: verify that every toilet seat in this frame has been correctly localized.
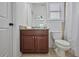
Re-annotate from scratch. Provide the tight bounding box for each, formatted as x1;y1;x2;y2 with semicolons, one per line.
55;40;70;47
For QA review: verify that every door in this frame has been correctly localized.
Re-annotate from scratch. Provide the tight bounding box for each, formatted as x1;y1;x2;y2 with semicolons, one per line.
23;36;35;50
0;2;13;56
35;36;48;52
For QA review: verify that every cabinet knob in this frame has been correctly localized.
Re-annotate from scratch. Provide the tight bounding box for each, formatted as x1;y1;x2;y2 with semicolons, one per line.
33;36;34;39
35;36;36;39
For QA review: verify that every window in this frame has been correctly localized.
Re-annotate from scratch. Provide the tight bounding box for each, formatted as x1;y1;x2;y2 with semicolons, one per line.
49;12;60;20
47;2;64;32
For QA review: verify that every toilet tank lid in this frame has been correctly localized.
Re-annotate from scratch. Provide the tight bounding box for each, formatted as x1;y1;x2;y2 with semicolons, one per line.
55;40;70;46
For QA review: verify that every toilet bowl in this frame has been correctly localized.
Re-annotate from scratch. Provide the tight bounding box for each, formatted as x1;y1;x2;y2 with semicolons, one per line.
55;40;70;57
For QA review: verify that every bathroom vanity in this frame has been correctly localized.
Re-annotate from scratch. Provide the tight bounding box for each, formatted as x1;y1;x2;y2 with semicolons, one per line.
20;29;49;53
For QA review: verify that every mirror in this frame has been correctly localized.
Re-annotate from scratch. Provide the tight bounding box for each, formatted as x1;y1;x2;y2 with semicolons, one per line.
31;3;47;28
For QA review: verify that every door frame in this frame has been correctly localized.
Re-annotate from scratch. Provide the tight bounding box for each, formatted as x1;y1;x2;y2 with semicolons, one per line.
12;2;22;57
7;2;13;56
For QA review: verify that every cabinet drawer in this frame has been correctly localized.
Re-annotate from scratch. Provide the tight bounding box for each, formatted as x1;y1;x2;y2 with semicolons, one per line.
21;30;34;36
23;36;34;40
35;36;48;40
34;30;48;35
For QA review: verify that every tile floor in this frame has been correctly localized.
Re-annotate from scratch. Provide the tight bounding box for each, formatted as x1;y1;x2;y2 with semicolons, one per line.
22;48;75;57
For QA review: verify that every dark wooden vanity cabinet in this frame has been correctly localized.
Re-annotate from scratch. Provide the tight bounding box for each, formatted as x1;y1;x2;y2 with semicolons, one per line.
20;29;49;53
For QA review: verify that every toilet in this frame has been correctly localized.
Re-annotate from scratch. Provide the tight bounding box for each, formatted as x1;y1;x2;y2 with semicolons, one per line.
55;39;70;57
50;22;70;56
50;30;70;56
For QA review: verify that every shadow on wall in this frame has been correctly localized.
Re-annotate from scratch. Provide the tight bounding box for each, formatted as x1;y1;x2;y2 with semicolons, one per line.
50;32;56;48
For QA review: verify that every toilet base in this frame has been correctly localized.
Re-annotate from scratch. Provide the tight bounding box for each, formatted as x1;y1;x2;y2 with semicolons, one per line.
55;48;65;57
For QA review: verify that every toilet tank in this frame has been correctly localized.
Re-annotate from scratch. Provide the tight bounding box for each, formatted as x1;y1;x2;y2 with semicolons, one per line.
51;32;62;40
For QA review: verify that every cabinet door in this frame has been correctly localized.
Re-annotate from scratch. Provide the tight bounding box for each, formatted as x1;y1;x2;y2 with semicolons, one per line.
23;36;35;50
35;36;48;50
